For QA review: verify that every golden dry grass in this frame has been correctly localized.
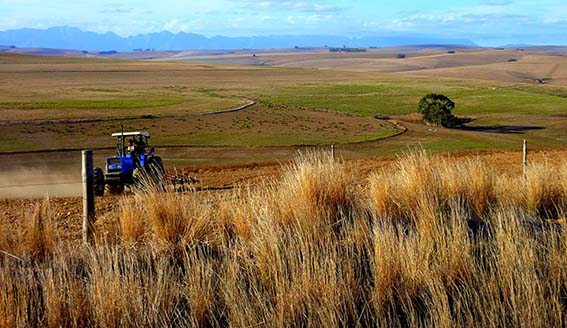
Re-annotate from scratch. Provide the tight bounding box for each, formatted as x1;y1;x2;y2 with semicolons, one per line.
1;151;567;326
368;150;498;225
525;161;565;218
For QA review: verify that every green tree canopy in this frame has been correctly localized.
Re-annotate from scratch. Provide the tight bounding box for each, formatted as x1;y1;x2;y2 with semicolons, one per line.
417;94;456;127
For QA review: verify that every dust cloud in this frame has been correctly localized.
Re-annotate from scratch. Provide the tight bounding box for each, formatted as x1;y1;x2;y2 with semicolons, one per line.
0;167;82;199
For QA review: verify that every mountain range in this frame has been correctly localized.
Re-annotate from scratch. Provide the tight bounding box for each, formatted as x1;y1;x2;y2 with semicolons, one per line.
0;26;477;51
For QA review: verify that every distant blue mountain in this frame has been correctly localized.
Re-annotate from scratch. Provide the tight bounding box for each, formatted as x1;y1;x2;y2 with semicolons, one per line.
0;26;477;51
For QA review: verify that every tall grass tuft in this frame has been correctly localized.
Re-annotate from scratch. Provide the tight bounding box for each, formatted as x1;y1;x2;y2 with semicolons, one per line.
119;195;146;242
117;190;219;252
368;151;500;229
461;159;497;216
561;164;567;206
272;152;356;235
26;197;56;262
525;161;564;218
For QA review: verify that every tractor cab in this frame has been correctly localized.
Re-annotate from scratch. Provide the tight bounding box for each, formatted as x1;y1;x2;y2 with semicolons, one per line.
112;131;153;166
106;131;151;175
112;131;151;155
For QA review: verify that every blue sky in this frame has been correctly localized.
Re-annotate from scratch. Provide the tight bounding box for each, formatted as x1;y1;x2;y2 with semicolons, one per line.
1;0;566;46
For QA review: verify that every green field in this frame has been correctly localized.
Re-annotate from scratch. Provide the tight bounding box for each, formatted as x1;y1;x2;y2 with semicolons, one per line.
259;82;567;116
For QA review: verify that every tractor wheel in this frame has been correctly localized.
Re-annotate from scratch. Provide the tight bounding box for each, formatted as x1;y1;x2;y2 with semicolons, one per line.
105;183;124;195
93;168;105;197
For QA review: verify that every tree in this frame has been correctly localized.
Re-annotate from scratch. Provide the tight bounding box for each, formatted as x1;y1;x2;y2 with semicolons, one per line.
417;94;456;127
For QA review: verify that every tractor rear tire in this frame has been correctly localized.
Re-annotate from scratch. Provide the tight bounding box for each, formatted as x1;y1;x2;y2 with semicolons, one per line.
93;167;105;197
105;183;124;195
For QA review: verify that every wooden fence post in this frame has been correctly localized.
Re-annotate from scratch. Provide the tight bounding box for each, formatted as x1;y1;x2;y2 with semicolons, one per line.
523;140;528;178
331;144;335;161
82;149;95;245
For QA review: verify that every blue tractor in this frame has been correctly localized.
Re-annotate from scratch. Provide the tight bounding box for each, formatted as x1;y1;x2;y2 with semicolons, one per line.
93;131;164;196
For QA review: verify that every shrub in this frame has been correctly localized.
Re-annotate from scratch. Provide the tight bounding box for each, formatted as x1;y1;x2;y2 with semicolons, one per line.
417;93;460;127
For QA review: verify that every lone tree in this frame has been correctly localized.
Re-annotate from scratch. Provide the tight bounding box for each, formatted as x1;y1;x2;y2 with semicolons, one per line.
417;93;457;127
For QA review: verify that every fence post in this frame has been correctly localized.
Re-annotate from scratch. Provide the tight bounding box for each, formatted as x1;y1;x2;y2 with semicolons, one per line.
82;149;95;245
331;144;335;161
523;140;528;178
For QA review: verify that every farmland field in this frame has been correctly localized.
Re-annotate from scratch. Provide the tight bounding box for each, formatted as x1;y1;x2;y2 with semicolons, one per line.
1;49;567;156
2;47;567;326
